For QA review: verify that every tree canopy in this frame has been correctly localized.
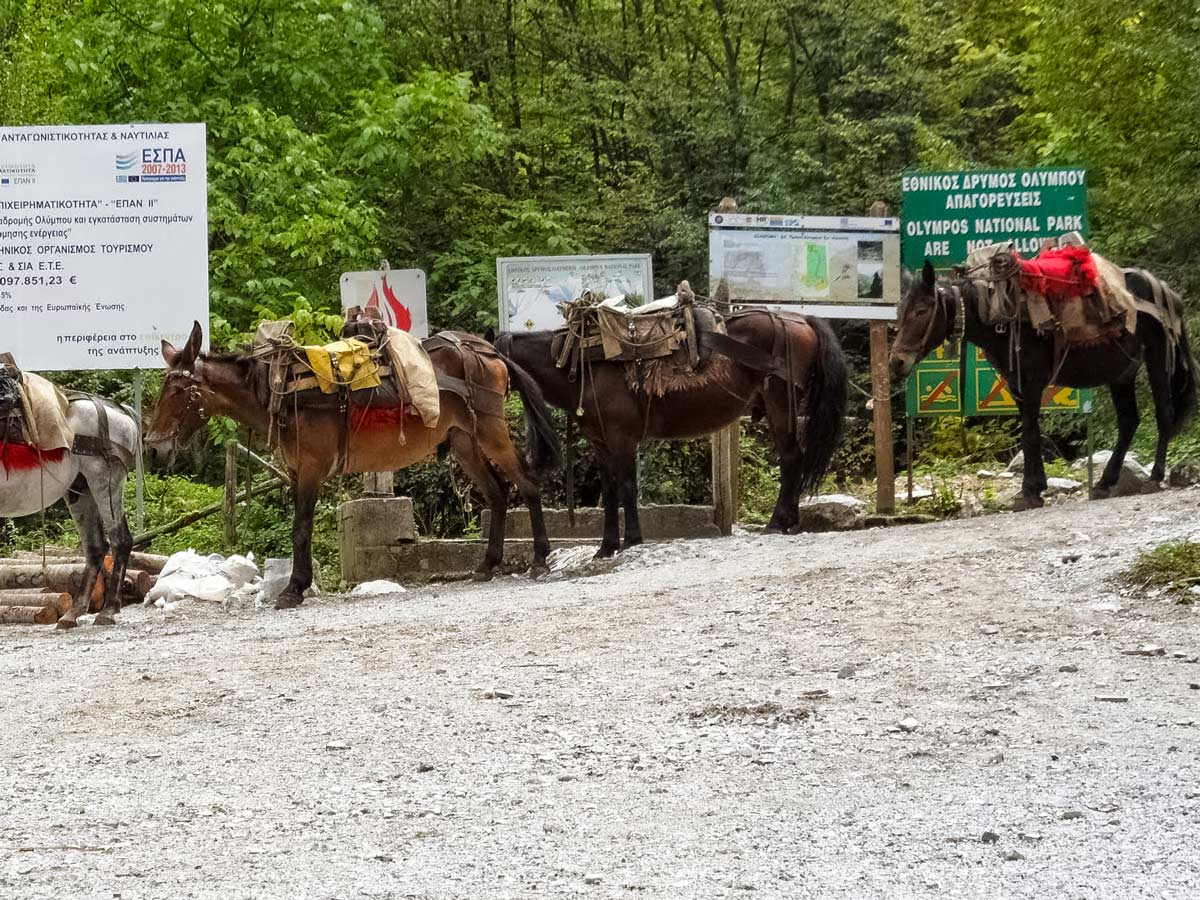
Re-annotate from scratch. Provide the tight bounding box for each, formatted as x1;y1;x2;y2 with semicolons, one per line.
2;0;1196;335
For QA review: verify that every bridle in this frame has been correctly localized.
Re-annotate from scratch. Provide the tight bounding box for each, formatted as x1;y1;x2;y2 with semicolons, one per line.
146;367;207;447
898;278;966;360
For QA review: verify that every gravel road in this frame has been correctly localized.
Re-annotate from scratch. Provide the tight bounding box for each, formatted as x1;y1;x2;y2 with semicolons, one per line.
1;489;1198;899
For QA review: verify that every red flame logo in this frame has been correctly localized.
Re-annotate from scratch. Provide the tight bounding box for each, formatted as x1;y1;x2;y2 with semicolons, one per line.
365;274;412;331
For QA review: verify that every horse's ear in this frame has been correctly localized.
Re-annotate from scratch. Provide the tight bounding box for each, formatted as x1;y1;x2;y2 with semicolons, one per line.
922;259;936;289
483;327;496;344
161;339;179;368
179;321;203;366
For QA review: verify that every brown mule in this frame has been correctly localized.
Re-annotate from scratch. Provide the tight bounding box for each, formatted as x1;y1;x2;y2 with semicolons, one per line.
145;322;558;607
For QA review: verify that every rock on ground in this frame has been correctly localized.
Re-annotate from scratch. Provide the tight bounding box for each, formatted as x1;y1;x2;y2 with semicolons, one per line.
793;493;866;532
1;491;1199;898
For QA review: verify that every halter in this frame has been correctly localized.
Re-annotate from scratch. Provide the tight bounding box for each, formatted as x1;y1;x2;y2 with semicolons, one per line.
147;368;206;445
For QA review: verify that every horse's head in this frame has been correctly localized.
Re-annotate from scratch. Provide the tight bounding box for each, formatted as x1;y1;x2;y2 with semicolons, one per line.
145;321;205;467
889;259;954;381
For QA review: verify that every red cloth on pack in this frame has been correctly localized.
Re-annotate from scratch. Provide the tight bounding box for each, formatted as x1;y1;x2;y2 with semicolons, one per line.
0;443;66;471
1016;245;1098;300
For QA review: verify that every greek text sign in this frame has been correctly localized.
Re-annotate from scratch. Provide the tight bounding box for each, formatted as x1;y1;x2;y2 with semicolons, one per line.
901;168;1091;416
708;213;901;320
900;167;1087;271
0;123;208;370
497;254;654;333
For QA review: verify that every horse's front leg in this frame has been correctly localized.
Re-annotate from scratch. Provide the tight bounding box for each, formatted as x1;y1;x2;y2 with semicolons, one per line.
276;478;318;610
1014;390;1047;511
92;468;133;626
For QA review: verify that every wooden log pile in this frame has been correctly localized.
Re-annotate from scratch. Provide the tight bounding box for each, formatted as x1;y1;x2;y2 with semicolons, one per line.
0;547;166;624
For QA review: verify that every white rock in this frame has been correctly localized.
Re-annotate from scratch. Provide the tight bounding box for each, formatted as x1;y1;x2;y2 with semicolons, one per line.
898;717;920;733
794;494;866;532
350;580;407;598
1045;477;1083;496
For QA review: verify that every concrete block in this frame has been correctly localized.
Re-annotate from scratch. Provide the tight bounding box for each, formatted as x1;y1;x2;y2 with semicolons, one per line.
480;505;720;540
338;496;416;583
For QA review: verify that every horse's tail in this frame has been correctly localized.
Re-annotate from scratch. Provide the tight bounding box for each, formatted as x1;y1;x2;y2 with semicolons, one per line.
1167;297;1197;439
502;354;562;474
796;316;848;495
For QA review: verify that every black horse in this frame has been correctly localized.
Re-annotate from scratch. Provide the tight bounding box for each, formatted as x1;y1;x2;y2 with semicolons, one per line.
495;307;848;555
890;259;1196;509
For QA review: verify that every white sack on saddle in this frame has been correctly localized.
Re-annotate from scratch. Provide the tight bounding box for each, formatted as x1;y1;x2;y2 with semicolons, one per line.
384;328;440;428
17;371;74;451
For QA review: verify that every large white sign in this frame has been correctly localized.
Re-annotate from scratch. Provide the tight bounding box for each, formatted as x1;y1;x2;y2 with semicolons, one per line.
340;268;428;338
497;253;653;332
0;123;208;370
709;213;900;320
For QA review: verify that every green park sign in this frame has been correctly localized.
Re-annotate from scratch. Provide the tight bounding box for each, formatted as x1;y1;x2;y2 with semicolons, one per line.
901;167;1091;417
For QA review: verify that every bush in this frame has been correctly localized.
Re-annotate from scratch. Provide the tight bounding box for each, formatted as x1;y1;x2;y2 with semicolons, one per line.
1123;540;1200;602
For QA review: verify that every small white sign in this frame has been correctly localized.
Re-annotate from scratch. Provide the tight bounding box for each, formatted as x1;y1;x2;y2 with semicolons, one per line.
709;213;901;320
0;122;209;370
497;254;654;332
339;268;428;338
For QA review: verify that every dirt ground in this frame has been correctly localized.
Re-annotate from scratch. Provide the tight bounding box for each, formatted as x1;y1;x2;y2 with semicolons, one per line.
1;488;1198;900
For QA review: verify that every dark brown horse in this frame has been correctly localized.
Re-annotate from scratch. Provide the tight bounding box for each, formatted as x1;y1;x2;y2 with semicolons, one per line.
890;260;1196;509
494;305;848;555
145;322;559;606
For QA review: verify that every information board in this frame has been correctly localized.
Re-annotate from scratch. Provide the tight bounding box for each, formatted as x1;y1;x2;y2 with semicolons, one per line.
0;123;208;370
901;167;1091;416
708;213;901;319
340;268;428;338
497;254;653;333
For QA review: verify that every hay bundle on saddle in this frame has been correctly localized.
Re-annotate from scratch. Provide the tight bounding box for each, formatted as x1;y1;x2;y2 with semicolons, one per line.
552;281;727;396
251;315;440;446
965;237;1137;344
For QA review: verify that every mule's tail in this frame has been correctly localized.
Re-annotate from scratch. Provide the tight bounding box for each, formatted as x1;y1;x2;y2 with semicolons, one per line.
796;316;848;495
1167;309;1197;439
502;355;562;473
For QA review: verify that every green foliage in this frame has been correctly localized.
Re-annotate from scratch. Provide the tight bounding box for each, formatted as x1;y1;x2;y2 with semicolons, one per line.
1124;540;1200;603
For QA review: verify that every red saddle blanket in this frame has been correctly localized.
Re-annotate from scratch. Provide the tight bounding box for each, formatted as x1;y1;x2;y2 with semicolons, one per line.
1017;245;1098;299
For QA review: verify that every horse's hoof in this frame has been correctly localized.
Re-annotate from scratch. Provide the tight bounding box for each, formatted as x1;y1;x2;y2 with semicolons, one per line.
471;570;495;583
274;593;304;610
1090;486;1113;501
529;564;550;580
592;546;617;561
1140;480;1163;495
93;613;116;627
763;526;783;535
1012;495;1044;512
55;617;78;631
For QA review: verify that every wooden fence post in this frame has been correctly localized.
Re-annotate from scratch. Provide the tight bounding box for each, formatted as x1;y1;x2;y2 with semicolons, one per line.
711;423;736;535
870;322;896;513
223;441;238;546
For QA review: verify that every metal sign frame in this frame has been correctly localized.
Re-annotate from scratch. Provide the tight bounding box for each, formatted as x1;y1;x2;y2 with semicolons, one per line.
708;212;901;320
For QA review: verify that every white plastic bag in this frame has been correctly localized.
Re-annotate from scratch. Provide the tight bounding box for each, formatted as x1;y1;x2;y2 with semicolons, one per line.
145;549;261;606
349;580;406;598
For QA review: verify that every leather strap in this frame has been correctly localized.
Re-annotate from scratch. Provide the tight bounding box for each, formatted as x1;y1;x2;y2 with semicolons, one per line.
698;329;789;380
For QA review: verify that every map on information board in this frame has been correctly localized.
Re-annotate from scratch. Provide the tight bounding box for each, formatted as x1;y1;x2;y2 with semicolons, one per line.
708;213;900;319
496;254;653;333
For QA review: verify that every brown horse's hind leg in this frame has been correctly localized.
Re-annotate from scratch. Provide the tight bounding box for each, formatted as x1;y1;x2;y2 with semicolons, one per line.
475;421;552;577
762;381;803;533
450;431;508;580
